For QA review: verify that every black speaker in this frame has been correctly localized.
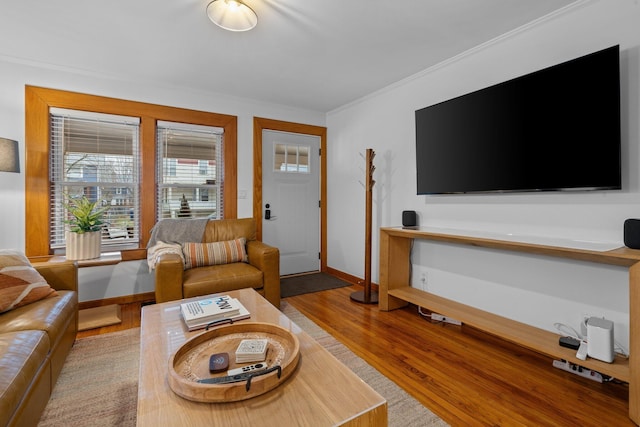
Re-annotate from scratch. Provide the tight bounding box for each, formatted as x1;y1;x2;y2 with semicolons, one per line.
624;219;640;249
402;210;417;227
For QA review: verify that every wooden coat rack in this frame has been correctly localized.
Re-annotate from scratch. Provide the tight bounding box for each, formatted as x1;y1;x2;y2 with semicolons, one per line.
351;148;378;304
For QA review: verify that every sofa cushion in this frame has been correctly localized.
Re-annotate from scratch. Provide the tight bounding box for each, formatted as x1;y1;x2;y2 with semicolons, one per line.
0;250;58;313
0;330;50;427
182;239;248;269
182;262;263;298
0;291;77;350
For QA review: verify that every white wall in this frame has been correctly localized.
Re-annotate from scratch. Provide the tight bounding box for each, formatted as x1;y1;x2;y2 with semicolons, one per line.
326;0;640;349
0;59;325;301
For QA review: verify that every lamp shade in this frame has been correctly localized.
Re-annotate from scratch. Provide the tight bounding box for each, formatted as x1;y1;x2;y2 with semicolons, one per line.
0;138;19;173
207;0;257;32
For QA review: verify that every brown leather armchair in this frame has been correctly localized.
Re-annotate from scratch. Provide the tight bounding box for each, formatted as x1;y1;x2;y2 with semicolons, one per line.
153;218;281;308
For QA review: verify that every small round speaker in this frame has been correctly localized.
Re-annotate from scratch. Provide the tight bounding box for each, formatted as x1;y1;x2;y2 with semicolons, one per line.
624;219;640;249
402;210;417;227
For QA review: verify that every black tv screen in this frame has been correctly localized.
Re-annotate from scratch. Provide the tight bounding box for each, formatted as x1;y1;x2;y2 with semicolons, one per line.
415;45;621;195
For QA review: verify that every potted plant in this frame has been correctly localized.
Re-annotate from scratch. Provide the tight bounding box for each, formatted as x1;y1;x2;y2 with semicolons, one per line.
64;195;109;260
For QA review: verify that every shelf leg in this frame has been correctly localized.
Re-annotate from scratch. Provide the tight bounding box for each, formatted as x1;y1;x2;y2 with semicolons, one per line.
629;263;640;424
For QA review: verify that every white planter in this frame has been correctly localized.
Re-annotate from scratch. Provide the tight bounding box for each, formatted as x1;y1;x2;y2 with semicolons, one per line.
66;230;101;260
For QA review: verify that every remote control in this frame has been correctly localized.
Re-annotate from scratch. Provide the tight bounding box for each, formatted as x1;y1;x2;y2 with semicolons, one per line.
197;372;255;385
227;362;268;376
576;340;588;360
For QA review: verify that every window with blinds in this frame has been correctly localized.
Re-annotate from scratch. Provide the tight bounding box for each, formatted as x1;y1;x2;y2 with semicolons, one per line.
50;108;140;252
156;121;223;220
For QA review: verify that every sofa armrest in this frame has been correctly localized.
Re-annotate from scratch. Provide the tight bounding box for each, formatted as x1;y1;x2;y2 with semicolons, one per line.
33;261;78;292
247;240;280;308
154;253;185;303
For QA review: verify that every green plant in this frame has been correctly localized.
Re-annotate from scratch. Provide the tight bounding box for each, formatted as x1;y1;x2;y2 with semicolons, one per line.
63;195;109;233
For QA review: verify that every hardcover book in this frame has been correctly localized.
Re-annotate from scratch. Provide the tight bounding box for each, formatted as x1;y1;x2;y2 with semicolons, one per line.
180;296;249;331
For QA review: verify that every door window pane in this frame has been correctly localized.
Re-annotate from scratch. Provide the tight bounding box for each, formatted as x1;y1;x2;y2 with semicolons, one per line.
274;143;310;173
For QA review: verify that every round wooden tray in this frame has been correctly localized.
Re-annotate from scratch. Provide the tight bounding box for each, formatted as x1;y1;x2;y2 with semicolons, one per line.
168;322;300;402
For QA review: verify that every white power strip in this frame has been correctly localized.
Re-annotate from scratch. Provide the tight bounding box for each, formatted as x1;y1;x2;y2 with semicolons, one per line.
431;313;462;325
552;359;603;383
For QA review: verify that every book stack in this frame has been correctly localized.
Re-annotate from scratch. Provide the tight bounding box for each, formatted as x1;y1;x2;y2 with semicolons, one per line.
235;339;269;363
180;295;250;331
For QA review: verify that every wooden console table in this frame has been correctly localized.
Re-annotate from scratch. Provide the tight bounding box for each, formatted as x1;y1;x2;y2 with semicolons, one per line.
48;252;123;330
378;226;640;424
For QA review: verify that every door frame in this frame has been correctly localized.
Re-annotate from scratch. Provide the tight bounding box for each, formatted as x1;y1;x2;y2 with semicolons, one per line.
253;117;327;272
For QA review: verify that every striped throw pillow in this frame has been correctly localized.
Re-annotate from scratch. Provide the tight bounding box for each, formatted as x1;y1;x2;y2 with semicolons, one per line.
0;250;58;313
182;238;248;270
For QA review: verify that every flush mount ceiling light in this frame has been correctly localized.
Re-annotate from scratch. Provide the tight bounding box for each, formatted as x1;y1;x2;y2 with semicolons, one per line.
207;0;257;32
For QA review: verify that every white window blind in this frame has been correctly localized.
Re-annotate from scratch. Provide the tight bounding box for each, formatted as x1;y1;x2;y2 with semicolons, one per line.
50;108;141;252
156;121;223;220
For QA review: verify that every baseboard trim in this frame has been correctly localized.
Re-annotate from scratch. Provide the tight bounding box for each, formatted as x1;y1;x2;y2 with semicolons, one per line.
79;291;155;310
323;266;379;291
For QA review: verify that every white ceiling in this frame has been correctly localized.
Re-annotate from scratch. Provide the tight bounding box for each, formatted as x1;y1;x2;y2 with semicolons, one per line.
0;0;577;112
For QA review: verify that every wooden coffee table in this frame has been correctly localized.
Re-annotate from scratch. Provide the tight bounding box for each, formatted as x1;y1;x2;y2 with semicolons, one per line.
136;288;387;426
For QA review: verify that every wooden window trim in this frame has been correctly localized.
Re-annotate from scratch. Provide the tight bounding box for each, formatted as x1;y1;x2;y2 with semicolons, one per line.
25;85;237;259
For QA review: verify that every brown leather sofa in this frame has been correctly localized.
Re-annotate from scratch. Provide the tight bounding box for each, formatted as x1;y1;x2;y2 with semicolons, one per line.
154;218;281;308
0;261;78;427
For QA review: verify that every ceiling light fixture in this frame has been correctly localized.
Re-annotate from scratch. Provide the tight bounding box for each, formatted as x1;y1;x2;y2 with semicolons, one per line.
207;0;257;32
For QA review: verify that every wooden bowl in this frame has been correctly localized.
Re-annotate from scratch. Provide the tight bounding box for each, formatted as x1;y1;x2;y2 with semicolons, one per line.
168;322;300;402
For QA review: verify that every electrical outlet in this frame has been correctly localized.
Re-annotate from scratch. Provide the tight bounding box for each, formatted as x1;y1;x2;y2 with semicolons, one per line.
420;272;427;285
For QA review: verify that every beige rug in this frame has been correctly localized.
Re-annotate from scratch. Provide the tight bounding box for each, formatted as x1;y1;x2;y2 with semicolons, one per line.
38;330;138;425
39;301;447;426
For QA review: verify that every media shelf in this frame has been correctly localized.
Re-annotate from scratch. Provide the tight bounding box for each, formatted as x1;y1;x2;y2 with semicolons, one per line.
388;286;629;381
378;226;640;424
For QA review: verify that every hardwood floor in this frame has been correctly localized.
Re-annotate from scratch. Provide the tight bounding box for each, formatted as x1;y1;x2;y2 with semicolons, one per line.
78;286;634;426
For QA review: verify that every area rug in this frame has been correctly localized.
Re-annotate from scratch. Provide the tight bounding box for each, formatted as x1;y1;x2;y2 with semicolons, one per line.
38;327;139;426
39;302;447;426
280;272;352;298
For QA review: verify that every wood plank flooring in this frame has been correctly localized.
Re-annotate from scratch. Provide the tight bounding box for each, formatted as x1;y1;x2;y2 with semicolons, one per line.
77;285;634;426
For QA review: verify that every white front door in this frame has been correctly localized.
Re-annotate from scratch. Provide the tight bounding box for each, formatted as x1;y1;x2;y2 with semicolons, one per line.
262;130;320;276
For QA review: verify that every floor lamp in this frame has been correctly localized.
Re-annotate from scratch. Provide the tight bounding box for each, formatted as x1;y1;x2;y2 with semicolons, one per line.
351;148;378;304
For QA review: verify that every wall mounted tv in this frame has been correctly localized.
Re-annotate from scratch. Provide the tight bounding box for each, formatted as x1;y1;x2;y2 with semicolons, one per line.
415;45;621;195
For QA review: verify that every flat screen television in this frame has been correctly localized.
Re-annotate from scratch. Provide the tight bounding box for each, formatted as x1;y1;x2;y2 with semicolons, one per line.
415;45;621;195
